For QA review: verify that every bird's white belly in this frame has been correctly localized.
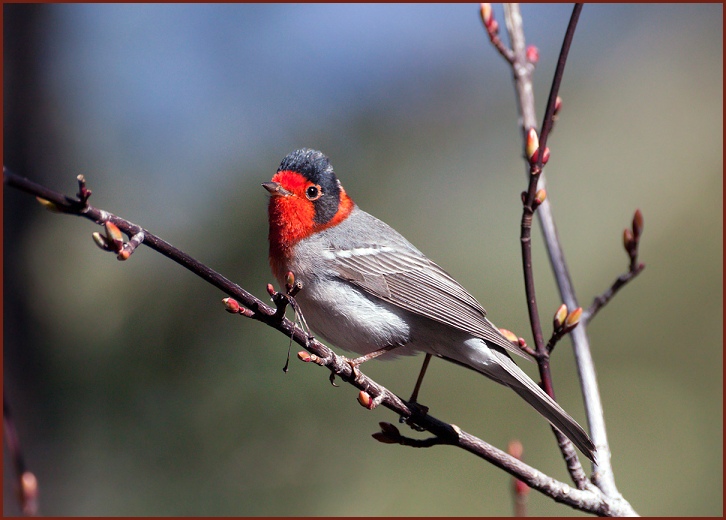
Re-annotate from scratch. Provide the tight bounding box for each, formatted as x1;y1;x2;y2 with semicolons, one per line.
294;278;415;357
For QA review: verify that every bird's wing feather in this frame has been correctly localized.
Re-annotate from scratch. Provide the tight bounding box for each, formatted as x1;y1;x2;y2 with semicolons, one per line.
323;245;531;360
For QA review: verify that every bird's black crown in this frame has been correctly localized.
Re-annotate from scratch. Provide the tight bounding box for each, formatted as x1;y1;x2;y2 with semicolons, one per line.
278;149;336;185
278;148;343;225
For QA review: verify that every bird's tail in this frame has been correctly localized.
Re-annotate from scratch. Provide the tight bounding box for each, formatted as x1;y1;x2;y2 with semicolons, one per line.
439;336;597;462
507;375;596;463
492;351;597;463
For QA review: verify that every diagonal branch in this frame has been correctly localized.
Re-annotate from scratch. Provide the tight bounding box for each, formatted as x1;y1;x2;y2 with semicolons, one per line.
584;210;646;324
4;167;637;516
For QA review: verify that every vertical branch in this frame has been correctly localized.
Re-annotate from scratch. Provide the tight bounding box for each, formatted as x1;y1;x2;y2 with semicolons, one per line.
502;3;624;499
536;5;582;158
503;4;589;486
4;393;39;515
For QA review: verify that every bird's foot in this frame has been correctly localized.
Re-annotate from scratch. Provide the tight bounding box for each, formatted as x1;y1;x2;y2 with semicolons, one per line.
344;358;365;384
400;401;429;431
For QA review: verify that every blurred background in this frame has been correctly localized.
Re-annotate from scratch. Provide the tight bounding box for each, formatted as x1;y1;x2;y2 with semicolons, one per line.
3;3;722;516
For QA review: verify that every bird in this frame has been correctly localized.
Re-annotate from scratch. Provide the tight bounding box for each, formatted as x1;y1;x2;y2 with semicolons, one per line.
263;148;596;462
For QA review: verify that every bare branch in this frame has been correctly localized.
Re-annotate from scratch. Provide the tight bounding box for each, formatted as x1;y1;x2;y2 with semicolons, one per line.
584;210;646;324
3;392;39;516
488;3;591;486
497;3;633;506
507;440;530;517
480;4;514;62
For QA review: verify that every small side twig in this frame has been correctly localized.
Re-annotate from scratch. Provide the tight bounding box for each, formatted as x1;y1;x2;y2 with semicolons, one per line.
75;174;92;207
583;210;646;324
480;3;514;63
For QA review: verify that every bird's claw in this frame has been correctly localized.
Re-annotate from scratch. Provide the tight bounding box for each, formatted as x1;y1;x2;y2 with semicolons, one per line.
399;401;429;431
345;359;364;383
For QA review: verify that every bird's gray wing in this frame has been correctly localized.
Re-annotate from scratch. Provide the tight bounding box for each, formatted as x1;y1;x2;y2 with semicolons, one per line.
323;244;532;360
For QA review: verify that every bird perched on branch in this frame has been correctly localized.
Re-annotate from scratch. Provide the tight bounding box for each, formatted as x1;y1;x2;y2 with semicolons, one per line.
263;148;596;462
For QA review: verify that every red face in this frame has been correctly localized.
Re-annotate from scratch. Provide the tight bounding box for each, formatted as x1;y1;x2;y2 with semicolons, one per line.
265;169;354;279
267;170;320;250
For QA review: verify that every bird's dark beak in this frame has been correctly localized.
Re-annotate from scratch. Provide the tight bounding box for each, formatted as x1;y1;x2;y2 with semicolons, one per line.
262;181;292;197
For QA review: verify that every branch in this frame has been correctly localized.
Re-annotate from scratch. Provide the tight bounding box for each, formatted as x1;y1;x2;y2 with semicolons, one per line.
494;2;591;487
493;2;634;507
583;210;646;324
3;392;39;516
507;440;530;517
4;168;637;516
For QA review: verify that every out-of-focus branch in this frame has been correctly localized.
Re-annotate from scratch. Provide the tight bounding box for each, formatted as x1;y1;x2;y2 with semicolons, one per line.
3;392;39;516
508;440;530;517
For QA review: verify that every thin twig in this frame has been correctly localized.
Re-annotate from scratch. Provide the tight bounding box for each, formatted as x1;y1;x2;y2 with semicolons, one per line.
584;210;645;324
583;264;645;324
536;4;582;165
480;3;515;63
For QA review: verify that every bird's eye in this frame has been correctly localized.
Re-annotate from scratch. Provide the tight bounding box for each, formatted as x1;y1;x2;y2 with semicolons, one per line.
306;185;322;201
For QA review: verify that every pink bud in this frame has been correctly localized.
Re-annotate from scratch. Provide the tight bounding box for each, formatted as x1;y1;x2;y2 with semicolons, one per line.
515;478;530;496
357;391;374;409
223;297;241;313
529;148;540;165
553;303;568;330
20;471;38;513
499;328;519;344
623;228;634;252
92;232;110;251
117;248;132;261
104;221;124;253
564;307;583;330
508;439;524;459
480;3;492;26
541;147;550;165
525;128;539;160
554;96;563;116
526;45;539;64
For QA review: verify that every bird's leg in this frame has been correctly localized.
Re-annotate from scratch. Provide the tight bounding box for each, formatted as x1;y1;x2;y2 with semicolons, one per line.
345;344;401;382
400;354;431;430
408;353;432;404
